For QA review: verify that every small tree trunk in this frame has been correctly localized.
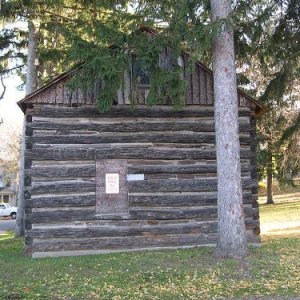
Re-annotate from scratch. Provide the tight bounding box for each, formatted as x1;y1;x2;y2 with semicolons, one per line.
15;20;38;237
211;0;248;259
266;148;274;204
15;117;26;237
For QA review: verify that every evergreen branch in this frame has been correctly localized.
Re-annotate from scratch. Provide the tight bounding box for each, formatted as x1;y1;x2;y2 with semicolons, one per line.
277;112;300;146
0;64;24;76
34;11;78;23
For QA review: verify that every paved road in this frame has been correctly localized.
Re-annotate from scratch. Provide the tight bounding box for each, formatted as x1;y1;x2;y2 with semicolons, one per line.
0;219;16;234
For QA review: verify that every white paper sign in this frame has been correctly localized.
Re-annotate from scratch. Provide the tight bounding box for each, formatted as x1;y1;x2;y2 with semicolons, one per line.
105;173;119;194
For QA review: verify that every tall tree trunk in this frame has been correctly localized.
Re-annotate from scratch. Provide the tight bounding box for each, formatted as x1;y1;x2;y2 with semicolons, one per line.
211;0;248;259
15;20;38;237
266;144;274;204
25;20;38;95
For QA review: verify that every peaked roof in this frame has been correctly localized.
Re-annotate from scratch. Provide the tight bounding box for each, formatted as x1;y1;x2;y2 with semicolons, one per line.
0;187;16;194
18;27;266;115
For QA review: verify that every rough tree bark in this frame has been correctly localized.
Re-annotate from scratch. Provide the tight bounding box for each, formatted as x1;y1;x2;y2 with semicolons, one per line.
211;0;248;258
15;20;38;236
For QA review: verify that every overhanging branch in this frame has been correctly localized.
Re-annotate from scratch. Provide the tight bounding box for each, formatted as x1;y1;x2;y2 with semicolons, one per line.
0;75;7;101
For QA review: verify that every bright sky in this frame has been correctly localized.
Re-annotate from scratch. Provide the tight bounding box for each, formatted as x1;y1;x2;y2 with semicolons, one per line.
0;21;26;137
0;76;24;122
0;75;24;150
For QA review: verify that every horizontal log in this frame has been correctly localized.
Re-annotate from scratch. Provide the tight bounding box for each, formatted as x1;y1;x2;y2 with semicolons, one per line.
26;147;252;162
27;222;218;239
30;217;259;229
129;163;216;174
27;132;227;145
26;209;96;224
128;178;256;193
129;206;257;220
95;148;252;160
31;233;219;252
129;191;253;207
26;219;259;240
27;164;95;178
28;132;251;145
26;162;250;178
27;194;95;208
27;206;258;223
27;179;95;195
29;131;251;145
27;104;251;118
26;191;253;210
27;148;96;161
26;191;254;209
28;119;251;133
26;172;255;205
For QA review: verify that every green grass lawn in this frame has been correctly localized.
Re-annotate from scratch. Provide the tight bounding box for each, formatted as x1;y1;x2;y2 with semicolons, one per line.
1;203;300;300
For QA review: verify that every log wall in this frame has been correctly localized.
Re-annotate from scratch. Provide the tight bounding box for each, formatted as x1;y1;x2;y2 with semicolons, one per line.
24;105;260;257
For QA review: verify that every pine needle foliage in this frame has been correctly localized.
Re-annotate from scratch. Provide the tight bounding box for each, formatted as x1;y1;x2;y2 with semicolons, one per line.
44;0;217;111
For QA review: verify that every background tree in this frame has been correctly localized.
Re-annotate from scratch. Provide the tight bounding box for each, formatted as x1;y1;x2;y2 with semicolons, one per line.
234;0;300;203
0;0;83;235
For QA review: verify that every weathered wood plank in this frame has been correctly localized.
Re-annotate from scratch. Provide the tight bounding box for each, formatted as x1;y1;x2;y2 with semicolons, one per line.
129;191;253;207
185;73;193;104
129;164;218;174
206;73;214;105
27;194;95;208
27;222;218;239
26;147;252;161
29;132;251;145
26;162;249;179
95;147;252;161
64;87;72;105
128;178;256;193
31;233;219;252
27;179;95;195
26;192;253;208
27;218;259;240
28;119;251;133
86;86;95;105
27;164;95;178
129;206;258;220
192;66;200;104
26;105;251;118
26;206;258;223
27;209;96;224
30;217;258;229
27;148;96;161
199;67;206;104
55;81;64;104
26;218;259;240
128;163;250;175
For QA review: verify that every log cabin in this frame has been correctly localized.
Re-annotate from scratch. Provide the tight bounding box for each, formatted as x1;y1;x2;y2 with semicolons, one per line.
18;34;264;258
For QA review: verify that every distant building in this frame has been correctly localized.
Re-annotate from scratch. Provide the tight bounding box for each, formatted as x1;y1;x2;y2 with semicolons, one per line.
0;161;17;205
0;187;16;204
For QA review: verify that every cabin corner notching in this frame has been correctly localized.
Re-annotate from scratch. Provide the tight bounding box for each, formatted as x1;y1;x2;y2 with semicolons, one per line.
20;59;263;258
